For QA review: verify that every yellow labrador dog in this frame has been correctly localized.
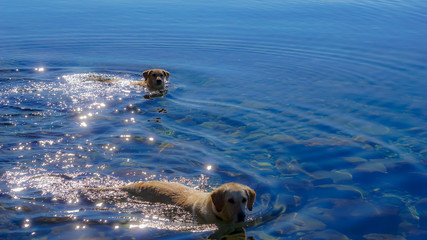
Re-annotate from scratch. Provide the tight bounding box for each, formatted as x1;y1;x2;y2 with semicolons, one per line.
120;181;256;225
90;69;170;92
133;69;170;91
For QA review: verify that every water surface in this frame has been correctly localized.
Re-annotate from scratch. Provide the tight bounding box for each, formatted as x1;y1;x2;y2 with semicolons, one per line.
1;0;427;239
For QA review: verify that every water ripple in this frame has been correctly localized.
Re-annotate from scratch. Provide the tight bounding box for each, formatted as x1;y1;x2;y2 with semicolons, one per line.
1;0;426;238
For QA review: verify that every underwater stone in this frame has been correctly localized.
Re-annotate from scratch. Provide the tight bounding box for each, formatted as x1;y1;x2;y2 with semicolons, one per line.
260;193;271;208
270;134;299;144
312;184;364;199
283;178;313;192
398;221;417;236
299;229;349;240
348;120;390;135
249;160;274;171
245;133;267;141
176;116;196;125
363;233;406;240
304;198;401;235
415;198;427;214
415;199;427;228
291;213;327;232
343;157;368;163
419;213;427;229
354;162;387;173
274;194;292;213
230;130;245;138
312;178;334;186
244;122;265;132
311;170;353;184
200;121;235;132
120;161;137;167
398;173;427;197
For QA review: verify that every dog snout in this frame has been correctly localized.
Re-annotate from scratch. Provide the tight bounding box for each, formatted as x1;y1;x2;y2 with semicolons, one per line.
156;79;163;85
237;212;246;222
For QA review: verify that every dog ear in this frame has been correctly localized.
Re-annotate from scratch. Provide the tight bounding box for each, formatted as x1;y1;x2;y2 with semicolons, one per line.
245;188;256;211
163;70;170;80
211;188;225;212
143;70;151;80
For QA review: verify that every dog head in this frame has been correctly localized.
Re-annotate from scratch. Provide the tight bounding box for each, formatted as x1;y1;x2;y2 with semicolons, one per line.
210;183;256;223
142;69;170;91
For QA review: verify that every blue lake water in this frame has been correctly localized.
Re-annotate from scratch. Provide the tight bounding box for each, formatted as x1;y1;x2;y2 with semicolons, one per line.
1;0;427;239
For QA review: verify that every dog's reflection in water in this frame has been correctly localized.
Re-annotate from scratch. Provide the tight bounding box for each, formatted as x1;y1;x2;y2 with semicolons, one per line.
143;89;168;99
209;226;256;240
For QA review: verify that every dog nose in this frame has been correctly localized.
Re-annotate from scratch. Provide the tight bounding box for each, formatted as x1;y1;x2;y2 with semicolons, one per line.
237;213;245;222
156;79;163;85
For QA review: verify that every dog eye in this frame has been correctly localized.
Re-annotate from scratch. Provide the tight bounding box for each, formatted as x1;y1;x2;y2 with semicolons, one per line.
228;198;235;204
242;198;247;203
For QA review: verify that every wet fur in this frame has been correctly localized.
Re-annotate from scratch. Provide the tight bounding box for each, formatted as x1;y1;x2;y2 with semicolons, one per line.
133;69;170;91
120;181;255;225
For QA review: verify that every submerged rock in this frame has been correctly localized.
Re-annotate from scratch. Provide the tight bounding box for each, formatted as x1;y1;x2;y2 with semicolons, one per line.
200;121;236;133
299;229;349;240
354;162;387;174
249;160;275;171
343;157;368;164
303;198;401;235
289;213;327;233
312;184;365;199
362;233;406;240
415;198;427;214
348;120;390;135
311;170;353;184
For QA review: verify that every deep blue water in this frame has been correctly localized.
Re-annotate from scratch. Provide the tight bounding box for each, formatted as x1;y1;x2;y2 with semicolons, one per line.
1;0;427;239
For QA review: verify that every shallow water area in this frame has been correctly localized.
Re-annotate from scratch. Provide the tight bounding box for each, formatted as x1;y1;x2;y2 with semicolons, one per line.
1;0;427;239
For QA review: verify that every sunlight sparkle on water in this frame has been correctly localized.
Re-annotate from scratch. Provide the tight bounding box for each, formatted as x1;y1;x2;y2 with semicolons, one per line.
11;187;26;192
66;209;80;213
120;135;132;141
23;219;30;228
129;223;148;229
75;225;86;230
